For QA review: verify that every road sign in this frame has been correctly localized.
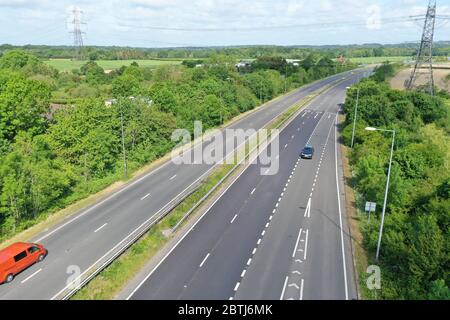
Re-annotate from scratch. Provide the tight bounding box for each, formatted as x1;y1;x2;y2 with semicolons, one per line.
365;202;376;213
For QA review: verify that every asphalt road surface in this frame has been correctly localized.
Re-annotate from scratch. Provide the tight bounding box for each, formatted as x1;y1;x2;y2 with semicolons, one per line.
128;73;367;300
0;70;367;300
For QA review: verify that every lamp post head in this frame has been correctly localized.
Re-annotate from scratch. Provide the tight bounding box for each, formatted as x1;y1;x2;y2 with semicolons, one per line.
365;127;377;131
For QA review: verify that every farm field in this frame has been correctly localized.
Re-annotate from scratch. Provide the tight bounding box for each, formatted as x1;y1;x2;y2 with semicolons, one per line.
390;64;450;92
45;58;182;71
348;56;412;64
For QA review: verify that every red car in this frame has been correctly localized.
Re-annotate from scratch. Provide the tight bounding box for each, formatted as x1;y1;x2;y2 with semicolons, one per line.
0;242;47;284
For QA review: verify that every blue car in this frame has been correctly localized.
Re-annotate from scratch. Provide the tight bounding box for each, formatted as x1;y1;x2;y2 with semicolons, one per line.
300;146;315;159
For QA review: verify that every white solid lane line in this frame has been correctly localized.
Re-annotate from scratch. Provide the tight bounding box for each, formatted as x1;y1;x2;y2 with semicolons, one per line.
21;268;42;284
94;223;108;233
140;193;151;201
292;228;303;258
280;276;289;300
300;279;305;300
303;229;309;260
199;253;210;268
334;115;349;300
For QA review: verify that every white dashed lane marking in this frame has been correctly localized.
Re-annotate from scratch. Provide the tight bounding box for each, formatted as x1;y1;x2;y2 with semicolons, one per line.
199;253;210;268
94;223;107;233
140;193;151;201
21;268;42;284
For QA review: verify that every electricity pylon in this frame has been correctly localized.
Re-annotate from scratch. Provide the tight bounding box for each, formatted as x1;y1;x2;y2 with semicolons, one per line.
70;7;86;60
405;0;437;95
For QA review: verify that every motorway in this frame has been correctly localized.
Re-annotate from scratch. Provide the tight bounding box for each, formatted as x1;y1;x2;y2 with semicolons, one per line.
127;73;366;300
0;70;366;300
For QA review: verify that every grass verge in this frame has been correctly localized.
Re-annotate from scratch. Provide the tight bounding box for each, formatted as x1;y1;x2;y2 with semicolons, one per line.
339;113;379;300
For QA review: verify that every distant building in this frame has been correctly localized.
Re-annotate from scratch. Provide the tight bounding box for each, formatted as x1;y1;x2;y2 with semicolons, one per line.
235;61;252;72
286;59;302;67
105;99;117;107
105;97;153;107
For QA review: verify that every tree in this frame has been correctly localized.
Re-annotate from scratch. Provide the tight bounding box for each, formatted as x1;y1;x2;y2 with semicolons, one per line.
123;65;144;81
428;280;450;300
407;215;445;292
0;71;51;146
0;50;57;77
0;133;75;234
80;61;107;84
407;91;447;124
112;74;142;98
201;95;226;128
251;56;287;73
149;82;178;114
46;99;120;179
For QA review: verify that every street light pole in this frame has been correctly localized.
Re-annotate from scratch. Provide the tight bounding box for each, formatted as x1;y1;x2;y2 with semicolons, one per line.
260;79;263;105
285;64;288;93
351;87;360;148
365;127;395;261
120;107;128;179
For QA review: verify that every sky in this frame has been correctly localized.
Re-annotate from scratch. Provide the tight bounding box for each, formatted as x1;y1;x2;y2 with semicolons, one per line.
1;0;450;48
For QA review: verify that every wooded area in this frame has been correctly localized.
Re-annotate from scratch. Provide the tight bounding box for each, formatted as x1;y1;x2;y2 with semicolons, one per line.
2;42;450;61
343;64;449;299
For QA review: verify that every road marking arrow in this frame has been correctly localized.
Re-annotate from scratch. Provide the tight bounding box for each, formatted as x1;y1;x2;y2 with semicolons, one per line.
304;197;311;218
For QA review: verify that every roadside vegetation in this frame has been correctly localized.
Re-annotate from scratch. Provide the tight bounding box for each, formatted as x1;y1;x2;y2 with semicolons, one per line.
343;64;450;299
0;49;355;241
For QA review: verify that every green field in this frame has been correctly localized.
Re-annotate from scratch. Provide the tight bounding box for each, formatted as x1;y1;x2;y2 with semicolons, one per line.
348;56;411;64
45;59;182;72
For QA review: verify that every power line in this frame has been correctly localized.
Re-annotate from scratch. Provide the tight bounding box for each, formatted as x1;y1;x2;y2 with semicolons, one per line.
116;16;416;33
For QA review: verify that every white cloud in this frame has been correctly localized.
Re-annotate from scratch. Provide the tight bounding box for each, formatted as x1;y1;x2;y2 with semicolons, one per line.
0;0;449;47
